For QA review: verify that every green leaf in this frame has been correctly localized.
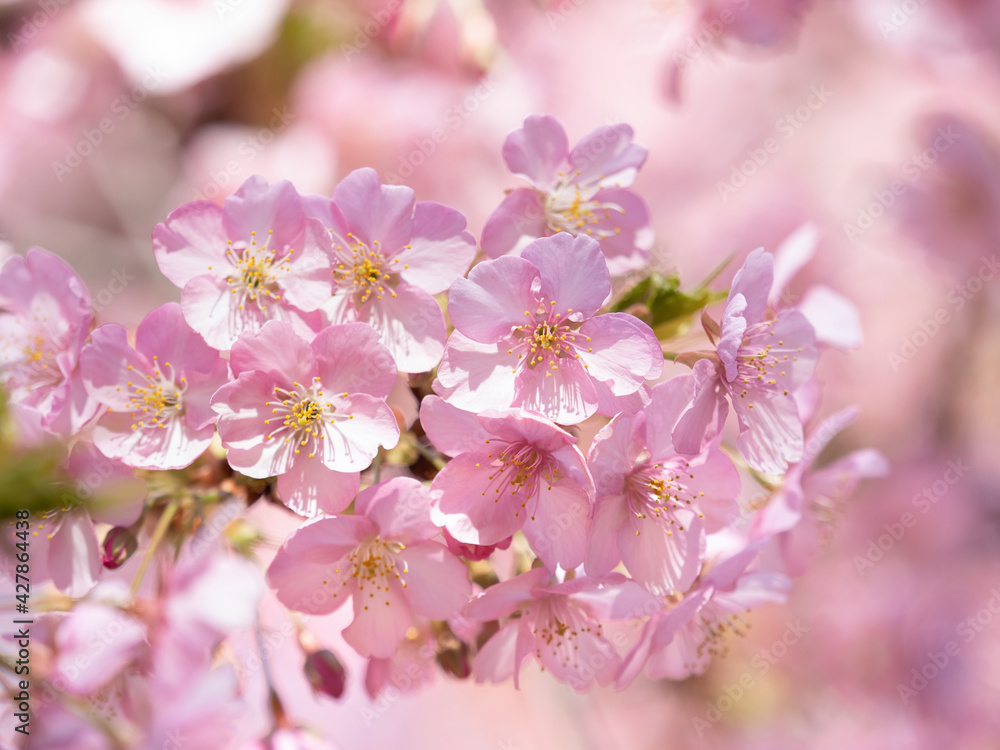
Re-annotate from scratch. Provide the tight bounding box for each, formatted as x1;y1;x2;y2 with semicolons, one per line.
611;272;727;341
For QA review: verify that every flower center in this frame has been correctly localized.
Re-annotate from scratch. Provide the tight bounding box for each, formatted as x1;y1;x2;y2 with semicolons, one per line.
264;378;349;459
349;536;408;609
123;356;186;431
0;319;63;397
480;440;559;520
332;233;408;305
625;461;705;536
543;176;625;239
225;230;289;312
508;304;590;377
731;318;804;406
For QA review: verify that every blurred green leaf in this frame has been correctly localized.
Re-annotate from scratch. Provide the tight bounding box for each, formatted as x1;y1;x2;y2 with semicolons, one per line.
611;272;727;341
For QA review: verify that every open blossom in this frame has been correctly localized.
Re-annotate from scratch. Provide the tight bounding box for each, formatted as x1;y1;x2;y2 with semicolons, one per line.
673;248;818;474
465;568;659;691
266;477;472;659
751;407;889;576
81;302;229;470
305;168;476;373
211;321;399;516
586;377;741;594
481;114;653;275
0;247;96;436
435;233;662;425
618;541;790;686
421;396;593;571
153;174;332;351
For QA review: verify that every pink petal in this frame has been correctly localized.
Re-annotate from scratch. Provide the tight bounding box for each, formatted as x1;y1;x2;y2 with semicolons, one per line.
180;273;269;352
513;356;598;425
134;302;220;375
536;619;619;691
80;324;150;409
276;460;360;517
477;408;576;454
231;320;316;381
576;313;662;395
521;233;609;318
356;476;437;541
418;395;490;457
363;283;446;373
54;603;146;694
521;479;591;570
672;359;727;456
398;201;476;294
584;493;628;576
447;255;539;343
94;411;213;470
320;393;399;472
333;167;415;252
276;218;335;313
770;223;818;305
567;123;647;188
728;247;772;326
48;509;101;598
430;453;526;545
434;332;519;411
733;390;804;475
502;114;568;189
644;376;697;460
619;510;705;595
472;621;522;684
463;567;550;622
481;189;549;259
222;175;305;248
396;541;471;619
151;201;228;288
313;322;397;398
718;293;748;382
798;285;863;350
180;359;231;431
587;188;653;276
342;579;413;658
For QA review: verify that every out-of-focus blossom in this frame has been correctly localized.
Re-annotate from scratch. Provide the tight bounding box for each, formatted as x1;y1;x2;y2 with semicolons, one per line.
0;247;95;436
586;377;741;594
266;477;472;658
466;568;659;691
482;114;653;275
81;302;229;470
305;167;476;373
436;233;662;424
211;321;399;516
421;396;593;571
153;175;332;351
618;541;790;685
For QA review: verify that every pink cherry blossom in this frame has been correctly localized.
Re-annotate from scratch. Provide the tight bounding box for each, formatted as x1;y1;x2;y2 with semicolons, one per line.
618;541;790;686
0;247;96;436
673;248;818;474
266;477;472;659
304;167;476;373
465;568;659;691
421;396;594;571
751;407;889;576
211;321;400;516
481;114;653;275
586;376;741;595
81;302;230;471
153;174;332;351
435;233;662;425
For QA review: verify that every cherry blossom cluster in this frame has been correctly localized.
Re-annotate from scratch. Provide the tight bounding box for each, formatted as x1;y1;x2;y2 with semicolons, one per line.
1;114;885;746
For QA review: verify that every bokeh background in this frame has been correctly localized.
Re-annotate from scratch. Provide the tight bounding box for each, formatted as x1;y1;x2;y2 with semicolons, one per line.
3;0;1000;747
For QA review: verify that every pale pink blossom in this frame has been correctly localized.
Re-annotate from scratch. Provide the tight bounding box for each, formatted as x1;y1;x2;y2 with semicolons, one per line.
465;568;659;691
435;233;662;425
482;114;653;275
673;248;818;474
586;377;741;594
305;167;476;373
266;477;472;659
211;321;399;516
0;247;96;436
422;396;593;571
153;174;332;351
81;302;229;470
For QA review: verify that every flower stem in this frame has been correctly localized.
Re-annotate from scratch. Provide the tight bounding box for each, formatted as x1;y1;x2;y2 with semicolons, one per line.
130;499;179;597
